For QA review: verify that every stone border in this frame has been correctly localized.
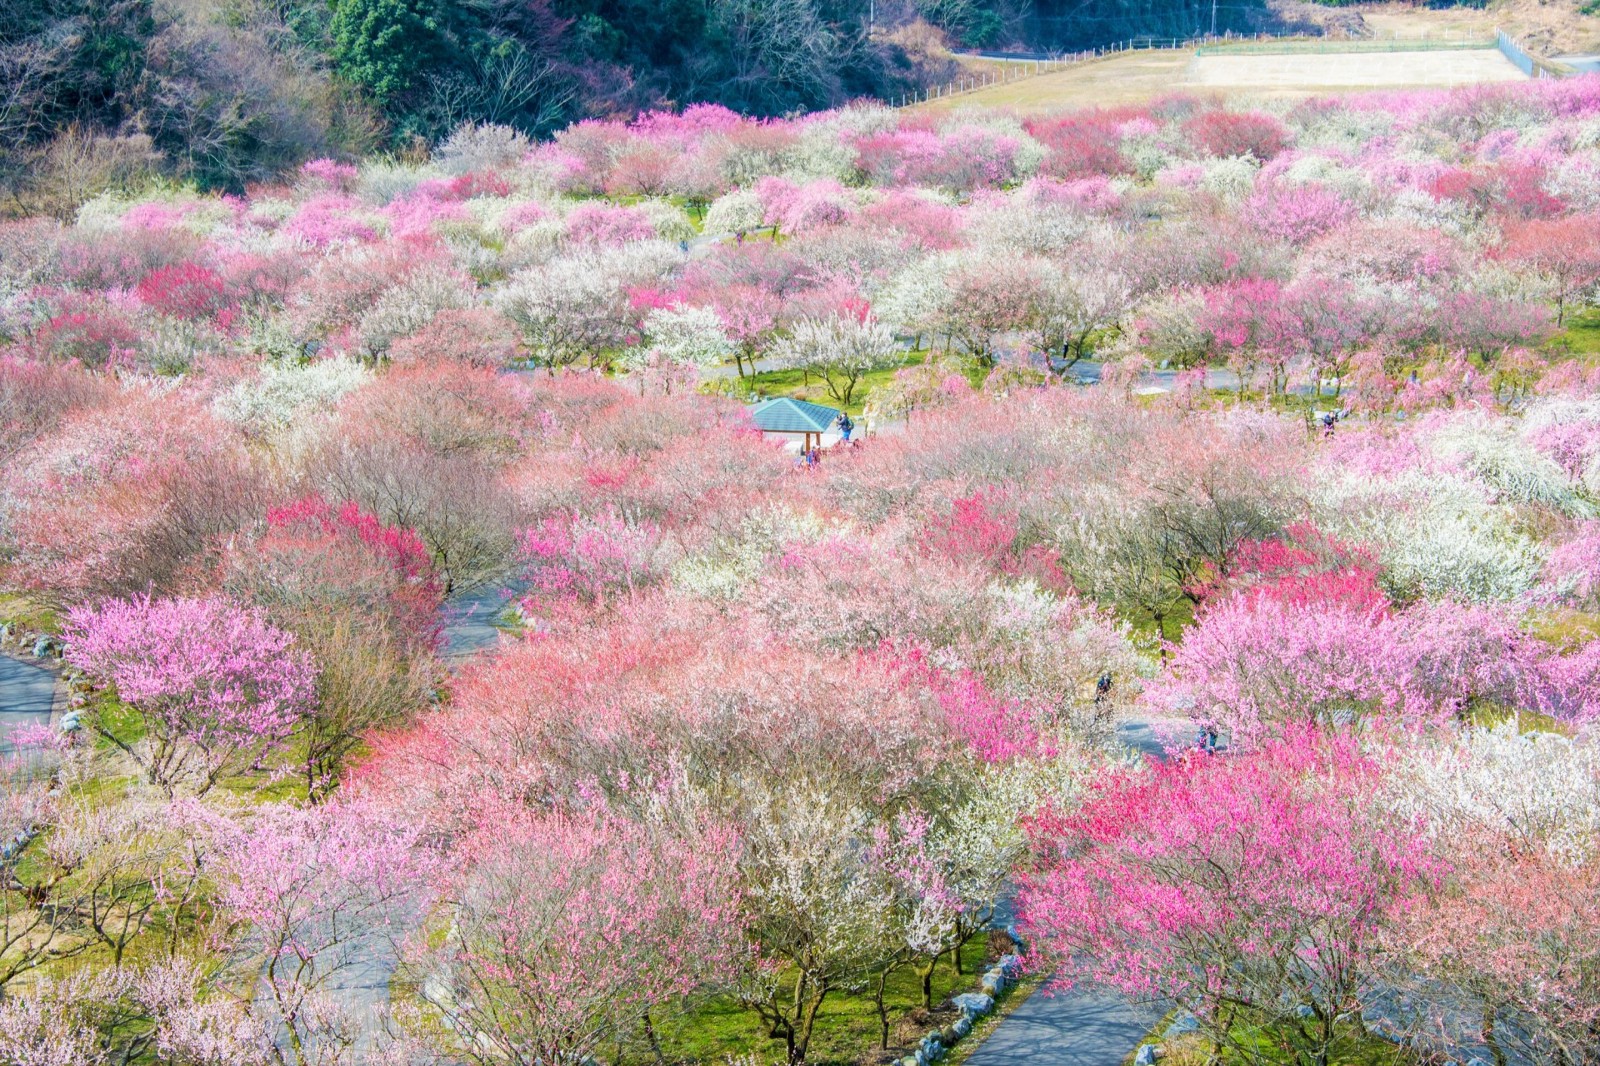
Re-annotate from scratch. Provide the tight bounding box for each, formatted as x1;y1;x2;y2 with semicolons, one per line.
892;927;1027;1066
0;624;73;724
0;625;85;860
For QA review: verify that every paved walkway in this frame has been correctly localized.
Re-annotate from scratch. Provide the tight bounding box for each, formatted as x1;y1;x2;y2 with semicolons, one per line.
964;982;1161;1066
440;583;523;660
965;719;1172;1064
322;583;529;1046
0;652;57;754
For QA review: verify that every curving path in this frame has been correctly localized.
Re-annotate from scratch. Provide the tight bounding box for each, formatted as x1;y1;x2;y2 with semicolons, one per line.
321;582;525;1048
964;719;1174;1065
0;651;57;755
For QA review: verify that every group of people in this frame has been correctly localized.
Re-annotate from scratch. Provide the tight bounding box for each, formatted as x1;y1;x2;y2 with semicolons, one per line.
795;412;857;468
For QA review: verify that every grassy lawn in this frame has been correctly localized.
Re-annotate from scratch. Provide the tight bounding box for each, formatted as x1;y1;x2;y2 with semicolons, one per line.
706;351;989;416
1138;1016;1420;1066
1529;607;1600;648
616;937;1000;1066
0;593;62;635
1546;307;1600;359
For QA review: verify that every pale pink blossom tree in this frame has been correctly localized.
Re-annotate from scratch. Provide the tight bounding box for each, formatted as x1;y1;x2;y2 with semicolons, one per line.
408;803;744;1066
197;799;436;1066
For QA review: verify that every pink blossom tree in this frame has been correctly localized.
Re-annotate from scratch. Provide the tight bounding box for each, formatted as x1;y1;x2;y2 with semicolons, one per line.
198;799;436;1066
1021;728;1439;1064
516;510;667;611
64;595;316;795
1497;213;1600;325
1150;592;1592;750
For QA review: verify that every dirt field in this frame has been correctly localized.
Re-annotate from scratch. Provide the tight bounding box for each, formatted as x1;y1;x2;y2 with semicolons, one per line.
918;43;1527;114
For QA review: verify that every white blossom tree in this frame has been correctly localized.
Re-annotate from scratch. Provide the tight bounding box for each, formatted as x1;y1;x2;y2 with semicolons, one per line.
773;314;899;406
497;257;634;370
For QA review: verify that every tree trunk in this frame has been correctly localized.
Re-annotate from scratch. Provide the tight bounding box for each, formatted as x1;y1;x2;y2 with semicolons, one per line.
874;968;892;1050
917;958;936;1009
792;984;829;1064
643;1011;666;1066
1483;1004;1507;1066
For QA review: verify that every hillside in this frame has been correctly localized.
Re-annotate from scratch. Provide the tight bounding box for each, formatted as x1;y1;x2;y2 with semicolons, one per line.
3;0;1330;210
2;64;1600;1066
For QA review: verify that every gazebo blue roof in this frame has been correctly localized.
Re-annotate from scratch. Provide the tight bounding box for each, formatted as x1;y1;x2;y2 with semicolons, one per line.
748;397;840;434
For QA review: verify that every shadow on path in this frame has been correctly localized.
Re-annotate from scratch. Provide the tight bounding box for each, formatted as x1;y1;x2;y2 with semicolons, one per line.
963;981;1162;1066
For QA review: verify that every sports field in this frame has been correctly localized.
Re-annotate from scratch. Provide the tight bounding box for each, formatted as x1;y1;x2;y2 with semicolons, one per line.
918;45;1527;113
1188;47;1525;89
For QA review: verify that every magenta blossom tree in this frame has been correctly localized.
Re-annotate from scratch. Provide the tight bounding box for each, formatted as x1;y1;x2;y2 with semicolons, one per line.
1147;591;1594;750
1020;728;1439;1064
64;595;316;795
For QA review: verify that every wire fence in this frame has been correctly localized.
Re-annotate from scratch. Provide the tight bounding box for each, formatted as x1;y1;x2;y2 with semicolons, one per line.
1195;35;1494;56
901;25;1572;107
901;32;1220;106
1496;29;1572;80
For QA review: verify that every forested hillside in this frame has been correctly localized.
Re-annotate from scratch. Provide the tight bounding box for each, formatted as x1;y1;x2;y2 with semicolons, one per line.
1;0;1297;208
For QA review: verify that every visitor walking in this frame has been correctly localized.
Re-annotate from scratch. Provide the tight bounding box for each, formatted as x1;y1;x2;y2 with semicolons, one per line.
836;411;854;442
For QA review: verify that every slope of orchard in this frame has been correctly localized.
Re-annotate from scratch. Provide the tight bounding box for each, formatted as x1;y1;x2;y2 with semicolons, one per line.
0;79;1598;1066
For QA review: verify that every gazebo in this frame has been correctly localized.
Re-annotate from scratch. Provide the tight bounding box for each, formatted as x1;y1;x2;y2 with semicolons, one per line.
748;397;841;453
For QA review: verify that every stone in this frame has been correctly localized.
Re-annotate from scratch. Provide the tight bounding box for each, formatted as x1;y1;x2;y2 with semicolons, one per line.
997;953;1023;977
1134;1044;1158;1066
951;992;994;1016
951;1015;972;1040
1163;1011;1201;1037
979;973;1002;995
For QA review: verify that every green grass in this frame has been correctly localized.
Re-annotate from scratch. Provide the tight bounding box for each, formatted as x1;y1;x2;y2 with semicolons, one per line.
0;593;62;635
1529;607;1600;649
617;938;996;1066
1550;307;1600;358
1140;1015;1420;1066
705;351;989;416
